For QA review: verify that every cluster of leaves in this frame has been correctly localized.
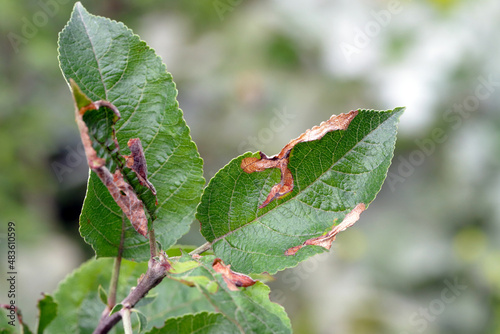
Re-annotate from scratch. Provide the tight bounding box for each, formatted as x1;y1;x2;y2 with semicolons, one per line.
0;3;403;334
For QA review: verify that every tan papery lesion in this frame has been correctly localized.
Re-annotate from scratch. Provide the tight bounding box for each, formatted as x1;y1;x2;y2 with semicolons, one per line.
285;203;366;256
241;110;359;208
212;258;257;291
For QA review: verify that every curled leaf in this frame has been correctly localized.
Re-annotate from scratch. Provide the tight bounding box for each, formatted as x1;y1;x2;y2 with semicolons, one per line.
72;80;121;170
98;285;108;306
95;168;149;237
285;203;366;256
212;258;256;291
241;110;359;208
71;80;148;237
125;138;157;200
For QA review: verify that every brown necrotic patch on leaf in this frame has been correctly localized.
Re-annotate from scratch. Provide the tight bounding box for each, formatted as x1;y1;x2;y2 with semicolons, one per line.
241;110;359;208
71;80;148;237
74;102;106;169
125;138;157;200
212;258;256;291
96;168;148;237
285;203;366;256
72;79;121;169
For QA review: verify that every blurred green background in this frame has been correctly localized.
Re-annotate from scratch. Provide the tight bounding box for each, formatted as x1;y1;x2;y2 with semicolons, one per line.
1;0;499;333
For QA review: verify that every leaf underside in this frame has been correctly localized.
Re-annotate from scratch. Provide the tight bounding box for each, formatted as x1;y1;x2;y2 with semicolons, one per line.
197;108;405;274
58;3;204;261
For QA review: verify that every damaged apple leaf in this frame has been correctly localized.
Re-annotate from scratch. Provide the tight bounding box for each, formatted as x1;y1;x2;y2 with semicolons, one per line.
76;90;122;172
71;81;148;236
166;254;292;334
197;108;404;274
58;3;204;261
96;168;149;237
125;138;157;199
212;258;256;291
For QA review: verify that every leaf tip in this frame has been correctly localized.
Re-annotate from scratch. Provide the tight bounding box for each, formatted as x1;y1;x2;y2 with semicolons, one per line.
73;1;86;13
69;79;93;110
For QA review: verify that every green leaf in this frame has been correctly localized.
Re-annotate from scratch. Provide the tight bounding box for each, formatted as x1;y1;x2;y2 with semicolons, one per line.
167;254;292;333
58;2;204;261
134;293;158;307
45;258;214;334
36;294;58;334
164;245;200;257
70;79;92;110
145;312;237;334
0;307;33;334
197;108;404;274
110;303;123;316
23;323;34;334
97;285;108;306
131;309;148;333
0;309;15;333
168;260;201;274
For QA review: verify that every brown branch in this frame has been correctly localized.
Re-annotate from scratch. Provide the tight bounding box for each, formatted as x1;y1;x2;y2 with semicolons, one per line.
149;226;157;258
93;257;169;334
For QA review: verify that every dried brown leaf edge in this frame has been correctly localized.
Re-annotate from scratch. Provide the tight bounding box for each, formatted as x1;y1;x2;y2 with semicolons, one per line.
71;79;149;237
285;203;366;256
241;110;359;208
124;138;157;202
212;258;257;291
